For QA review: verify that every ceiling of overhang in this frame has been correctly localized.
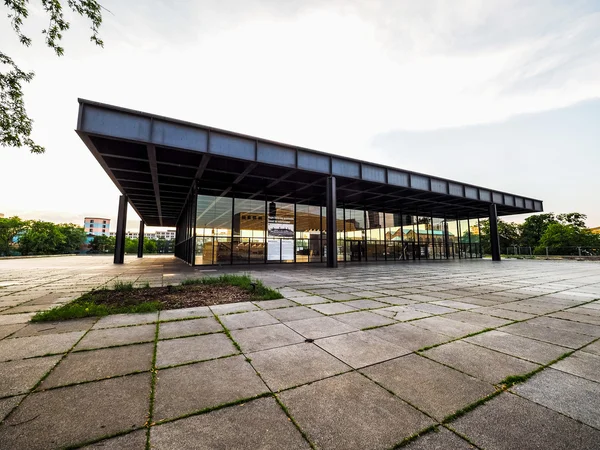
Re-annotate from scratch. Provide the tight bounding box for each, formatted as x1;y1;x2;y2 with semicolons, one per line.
89;135;532;227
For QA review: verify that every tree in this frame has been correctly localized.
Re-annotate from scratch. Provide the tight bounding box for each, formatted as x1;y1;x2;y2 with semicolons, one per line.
18;220;65;255
479;219;521;254
0;216;26;256
124;237;138;254
556;212;587;228
55;224;86;253
2;1;104;154
144;239;157;254
520;213;557;248
90;235;115;253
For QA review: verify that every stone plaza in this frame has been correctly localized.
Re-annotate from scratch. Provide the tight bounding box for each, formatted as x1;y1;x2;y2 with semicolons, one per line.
0;255;599;449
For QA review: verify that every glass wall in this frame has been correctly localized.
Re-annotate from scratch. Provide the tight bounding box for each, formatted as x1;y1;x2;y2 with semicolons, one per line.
195;195;233;265
296;205;322;263
233;198;265;264
186;194;484;265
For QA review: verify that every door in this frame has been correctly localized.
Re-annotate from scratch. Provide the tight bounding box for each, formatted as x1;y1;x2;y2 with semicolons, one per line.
350;241;363;261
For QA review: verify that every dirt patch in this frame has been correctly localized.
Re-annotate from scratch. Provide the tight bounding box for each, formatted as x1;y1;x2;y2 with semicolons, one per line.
90;285;255;310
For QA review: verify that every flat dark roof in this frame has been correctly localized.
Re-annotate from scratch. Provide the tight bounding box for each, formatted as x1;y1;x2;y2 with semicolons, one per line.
76;99;543;227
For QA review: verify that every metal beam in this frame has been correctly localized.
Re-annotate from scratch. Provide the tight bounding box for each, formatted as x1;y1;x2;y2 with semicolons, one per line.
137;221;145;258
147;144;163;227
114;195;128;264
326;176;338;268
489;204;501;262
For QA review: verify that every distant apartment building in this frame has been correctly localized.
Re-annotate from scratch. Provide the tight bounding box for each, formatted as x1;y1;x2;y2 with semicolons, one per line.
109;229;176;240
84;217;110;236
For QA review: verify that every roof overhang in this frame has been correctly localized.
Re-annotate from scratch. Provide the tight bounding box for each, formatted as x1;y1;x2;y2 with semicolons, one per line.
76;99;543;227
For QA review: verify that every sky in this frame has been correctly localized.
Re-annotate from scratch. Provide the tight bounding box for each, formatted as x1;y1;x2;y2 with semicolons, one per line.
1;0;599;231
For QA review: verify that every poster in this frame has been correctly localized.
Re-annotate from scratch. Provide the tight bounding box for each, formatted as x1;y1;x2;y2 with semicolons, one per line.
267;239;280;260
267;206;294;260
281;240;295;260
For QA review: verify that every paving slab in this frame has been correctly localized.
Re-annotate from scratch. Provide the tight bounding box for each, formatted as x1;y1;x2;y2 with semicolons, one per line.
411;316;484;337
40;343;154;389
403;427;474;450
158;306;211;321
284;316;359;339
465;330;570;364
0;323;26;340
332;311;396;329
10;318;97;338
0;373;150;450
0;313;34;325
430;300;480;310
323;293;360;301
374;306;431;321
0;355;61;396
279;372;433;450
289;295;329;305
362;354;495;421
268;306;323;321
0;331;85;361
253;299;297;310
82;429;147;449
153;355;268;421
512;368;600;429
527;316;600;337
341;299;389;310
0;394;24;422
151;396;309;449
316;331;410;368
582;340;600;356
550;311;600;325
410;303;458;315
210;302;259;315
156;333;237;368
469;307;535;320
423;340;539;384
451;392;600;450
501;322;595;348
231;323;305;352
348;291;386;298
76;325;155;351
366;322;451;351
249;343;350;391
158;317;222;339
309;303;359;315
375;296;416;305
93;312;158;329
442;311;512;328
552;350;600;383
219;310;279;330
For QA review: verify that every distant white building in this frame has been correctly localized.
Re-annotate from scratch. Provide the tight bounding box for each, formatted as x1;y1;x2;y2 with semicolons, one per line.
109;229;176;240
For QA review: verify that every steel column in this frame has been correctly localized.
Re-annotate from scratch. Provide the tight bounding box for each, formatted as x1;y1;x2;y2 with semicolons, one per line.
489;204;501;261
326;176;338;268
137;221;145;258
114;195;128;264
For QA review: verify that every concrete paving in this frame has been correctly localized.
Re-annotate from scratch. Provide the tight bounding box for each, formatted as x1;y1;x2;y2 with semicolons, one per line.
0;255;599;448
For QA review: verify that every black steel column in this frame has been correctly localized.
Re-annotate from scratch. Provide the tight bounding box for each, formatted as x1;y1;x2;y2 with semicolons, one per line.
489;204;501;262
114;195;128;264
326;176;338;268
137;221;145;258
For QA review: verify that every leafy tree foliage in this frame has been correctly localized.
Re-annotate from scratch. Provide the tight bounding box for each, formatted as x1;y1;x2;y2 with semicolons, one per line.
18;221;86;255
89;234;115;253
0;216;26;255
479;219;521;254
2;0;104;153
520;213;557;248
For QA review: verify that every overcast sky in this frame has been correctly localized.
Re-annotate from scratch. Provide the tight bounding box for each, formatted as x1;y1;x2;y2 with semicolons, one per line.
1;0;599;231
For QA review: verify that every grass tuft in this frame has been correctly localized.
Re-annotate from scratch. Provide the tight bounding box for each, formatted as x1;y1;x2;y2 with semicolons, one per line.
32;299;161;322
113;280;134;291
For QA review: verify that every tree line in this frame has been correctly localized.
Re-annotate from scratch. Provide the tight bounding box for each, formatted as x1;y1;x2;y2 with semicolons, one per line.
479;212;599;255
0;217;173;256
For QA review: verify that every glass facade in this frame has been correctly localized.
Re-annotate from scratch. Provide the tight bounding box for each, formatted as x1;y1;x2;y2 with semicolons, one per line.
176;193;484;265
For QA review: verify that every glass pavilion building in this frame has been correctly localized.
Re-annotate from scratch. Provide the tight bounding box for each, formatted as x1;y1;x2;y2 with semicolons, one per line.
76;99;543;267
